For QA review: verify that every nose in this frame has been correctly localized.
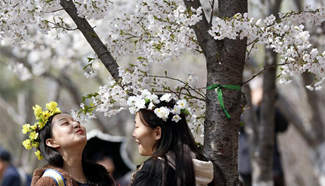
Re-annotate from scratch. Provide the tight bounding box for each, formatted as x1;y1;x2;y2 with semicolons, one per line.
132;129;136;140
72;120;81;128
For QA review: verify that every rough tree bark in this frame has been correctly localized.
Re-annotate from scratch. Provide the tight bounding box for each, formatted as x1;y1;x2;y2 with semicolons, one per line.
184;0;247;185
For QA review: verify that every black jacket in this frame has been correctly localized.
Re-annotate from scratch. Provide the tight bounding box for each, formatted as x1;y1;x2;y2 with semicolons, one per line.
131;158;176;186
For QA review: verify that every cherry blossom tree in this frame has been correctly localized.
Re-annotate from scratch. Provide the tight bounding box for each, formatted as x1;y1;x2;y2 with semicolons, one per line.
1;0;325;185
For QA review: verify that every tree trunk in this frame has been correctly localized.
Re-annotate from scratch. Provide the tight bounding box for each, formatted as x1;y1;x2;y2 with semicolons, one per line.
206;0;247;184
302;72;324;143
182;0;247;185
252;50;277;186
302;72;325;186
204;38;246;185
251;0;282;184
312;142;325;186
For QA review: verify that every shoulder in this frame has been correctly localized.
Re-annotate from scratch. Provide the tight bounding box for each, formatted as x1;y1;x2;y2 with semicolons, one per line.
2;166;21;186
139;158;164;173
31;165;70;186
3;165;20;178
82;160;115;186
131;158;175;186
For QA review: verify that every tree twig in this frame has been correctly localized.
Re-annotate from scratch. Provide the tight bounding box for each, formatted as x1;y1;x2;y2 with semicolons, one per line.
147;74;206;99
209;0;215;25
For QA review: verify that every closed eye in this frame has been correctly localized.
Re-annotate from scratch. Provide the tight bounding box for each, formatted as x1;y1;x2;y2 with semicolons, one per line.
61;122;69;126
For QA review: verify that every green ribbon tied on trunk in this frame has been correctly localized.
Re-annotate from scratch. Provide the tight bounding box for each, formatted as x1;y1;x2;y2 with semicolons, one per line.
207;84;241;119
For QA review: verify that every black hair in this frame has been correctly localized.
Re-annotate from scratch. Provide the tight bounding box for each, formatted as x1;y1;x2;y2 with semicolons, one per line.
138;98;210;186
38;113;64;167
0;147;11;163
90;152;113;163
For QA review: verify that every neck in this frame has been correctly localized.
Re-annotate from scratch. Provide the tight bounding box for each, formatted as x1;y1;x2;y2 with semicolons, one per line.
60;147;87;183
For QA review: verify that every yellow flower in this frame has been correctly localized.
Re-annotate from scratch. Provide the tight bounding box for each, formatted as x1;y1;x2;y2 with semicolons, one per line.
31;124;38;130
29;131;38;140
46;101;58;112
22;101;62;161
33;105;43;119
35;150;43;160
22;139;32;150
22;124;31;134
38;122;45;129
32;142;39;148
43;110;50;120
55;107;61;114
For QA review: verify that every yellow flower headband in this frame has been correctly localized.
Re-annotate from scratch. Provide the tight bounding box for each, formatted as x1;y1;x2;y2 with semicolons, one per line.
21;101;61;160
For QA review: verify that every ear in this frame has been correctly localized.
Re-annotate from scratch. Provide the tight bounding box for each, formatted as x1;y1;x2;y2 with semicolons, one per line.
153;126;162;141
46;138;60;149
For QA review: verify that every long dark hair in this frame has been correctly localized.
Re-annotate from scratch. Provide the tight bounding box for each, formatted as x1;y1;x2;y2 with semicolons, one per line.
38;113;63;167
138;99;209;186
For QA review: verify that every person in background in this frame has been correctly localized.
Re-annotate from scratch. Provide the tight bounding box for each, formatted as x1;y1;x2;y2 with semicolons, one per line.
0;146;21;186
93;153;132;186
239;86;288;186
83;130;136;186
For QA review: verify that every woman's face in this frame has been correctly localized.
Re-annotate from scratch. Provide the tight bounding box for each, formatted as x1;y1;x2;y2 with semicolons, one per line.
49;114;87;150
132;113;160;156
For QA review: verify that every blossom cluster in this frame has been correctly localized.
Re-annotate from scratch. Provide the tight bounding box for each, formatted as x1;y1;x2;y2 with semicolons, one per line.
95;81;128;117
74;0;112;20
209;9;325;85
127;89;192;123
21;101;61;160
104;0;203;64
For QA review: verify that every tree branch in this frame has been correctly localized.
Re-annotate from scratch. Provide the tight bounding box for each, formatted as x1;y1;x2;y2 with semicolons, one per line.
183;0;219;59
209;0;215;25
293;0;303;11
59;0;121;84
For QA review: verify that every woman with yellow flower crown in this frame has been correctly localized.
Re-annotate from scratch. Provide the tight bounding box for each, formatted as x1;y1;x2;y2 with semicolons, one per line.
22;101;115;186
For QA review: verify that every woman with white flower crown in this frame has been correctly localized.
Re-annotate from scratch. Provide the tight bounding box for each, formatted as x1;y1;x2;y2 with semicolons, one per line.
22;101;115;186
128;90;223;186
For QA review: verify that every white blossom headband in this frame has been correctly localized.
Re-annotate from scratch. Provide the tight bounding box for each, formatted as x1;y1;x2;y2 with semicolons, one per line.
127;89;191;123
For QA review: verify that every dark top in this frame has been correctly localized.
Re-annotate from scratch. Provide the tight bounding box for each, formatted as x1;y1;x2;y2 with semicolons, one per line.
131;158;176;186
239;107;289;175
76;181;91;186
1;165;21;186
